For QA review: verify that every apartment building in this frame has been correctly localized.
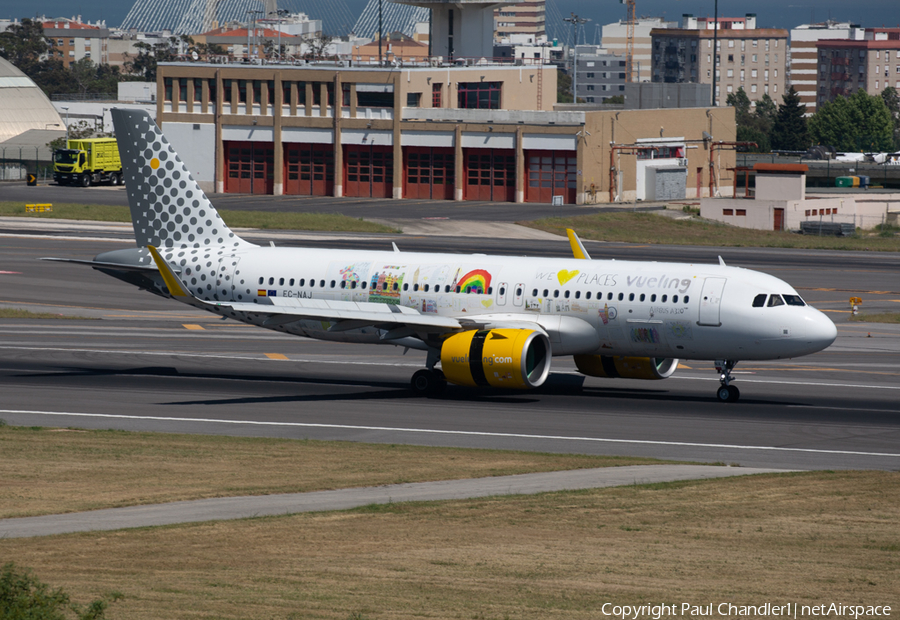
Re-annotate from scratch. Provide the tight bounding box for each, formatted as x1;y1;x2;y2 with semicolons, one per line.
573;46;627;103
41;17;110;67
494;1;545;42
601;17;677;83
790;22;864;115
651;21;788;106
816;28;900;107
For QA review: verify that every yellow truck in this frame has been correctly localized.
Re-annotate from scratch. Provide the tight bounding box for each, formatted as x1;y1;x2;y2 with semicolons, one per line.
53;138;123;187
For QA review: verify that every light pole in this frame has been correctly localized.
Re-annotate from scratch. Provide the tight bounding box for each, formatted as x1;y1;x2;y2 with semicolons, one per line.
269;9;289;60
61;106;69;145
564;13;589;103
711;0;718;106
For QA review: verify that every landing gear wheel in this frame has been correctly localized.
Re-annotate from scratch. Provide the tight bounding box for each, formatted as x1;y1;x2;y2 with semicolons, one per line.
716;384;741;403
411;369;446;397
80;173;91;187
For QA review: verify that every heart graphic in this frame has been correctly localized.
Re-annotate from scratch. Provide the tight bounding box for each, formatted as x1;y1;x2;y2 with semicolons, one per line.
557;269;579;285
482;299;493;308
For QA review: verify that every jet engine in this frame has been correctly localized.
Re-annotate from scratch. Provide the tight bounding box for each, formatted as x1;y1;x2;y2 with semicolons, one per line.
441;329;551;389
573;355;679;380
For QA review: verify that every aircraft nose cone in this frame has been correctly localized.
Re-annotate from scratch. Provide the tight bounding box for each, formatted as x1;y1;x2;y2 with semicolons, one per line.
805;310;837;352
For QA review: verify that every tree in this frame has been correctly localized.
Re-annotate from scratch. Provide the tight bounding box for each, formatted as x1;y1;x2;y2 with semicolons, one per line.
123;36;189;81
0;18;53;74
0;562;118;620
808;89;893;152
880;86;900;150
770;86;810;152
557;70;573;103
726;87;771;152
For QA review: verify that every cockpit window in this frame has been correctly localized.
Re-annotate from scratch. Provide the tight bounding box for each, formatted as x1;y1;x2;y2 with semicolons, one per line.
783;294;806;307
767;294;785;307
752;294;767;307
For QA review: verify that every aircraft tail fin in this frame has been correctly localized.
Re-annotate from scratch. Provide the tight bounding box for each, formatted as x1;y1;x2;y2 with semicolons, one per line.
111;108;250;250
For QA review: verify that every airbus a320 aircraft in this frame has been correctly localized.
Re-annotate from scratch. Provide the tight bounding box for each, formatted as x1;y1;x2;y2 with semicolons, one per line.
48;109;837;402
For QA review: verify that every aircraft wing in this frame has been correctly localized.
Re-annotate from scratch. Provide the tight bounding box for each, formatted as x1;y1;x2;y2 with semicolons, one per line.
146;245;462;335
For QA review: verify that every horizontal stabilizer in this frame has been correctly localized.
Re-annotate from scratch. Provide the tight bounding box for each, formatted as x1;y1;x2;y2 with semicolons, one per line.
40;257;180;274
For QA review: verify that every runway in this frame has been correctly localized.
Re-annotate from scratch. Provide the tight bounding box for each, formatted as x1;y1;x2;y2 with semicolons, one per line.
1;232;899;472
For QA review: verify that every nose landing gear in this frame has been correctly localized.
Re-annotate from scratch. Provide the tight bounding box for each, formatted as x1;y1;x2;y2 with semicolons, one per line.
715;359;740;402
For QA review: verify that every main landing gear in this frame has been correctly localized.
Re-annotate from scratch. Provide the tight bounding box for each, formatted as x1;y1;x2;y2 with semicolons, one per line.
410;349;446;397
715;359;740;403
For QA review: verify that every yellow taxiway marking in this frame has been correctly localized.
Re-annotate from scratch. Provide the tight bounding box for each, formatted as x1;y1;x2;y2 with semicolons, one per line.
677;363;692;369
182;324;205;330
265;353;289;360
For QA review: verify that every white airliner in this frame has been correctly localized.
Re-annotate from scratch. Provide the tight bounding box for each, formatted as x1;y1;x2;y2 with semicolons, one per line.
48;109;837;402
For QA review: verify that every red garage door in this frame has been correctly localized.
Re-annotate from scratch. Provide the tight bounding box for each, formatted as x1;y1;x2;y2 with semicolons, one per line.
284;143;334;196
525;150;576;204
464;149;515;202
345;145;393;198
404;147;454;200
225;141;274;194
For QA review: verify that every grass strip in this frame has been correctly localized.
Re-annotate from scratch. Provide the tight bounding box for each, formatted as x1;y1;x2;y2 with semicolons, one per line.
522;211;900;251
1;470;897;619
0;202;398;234
0;426;668;519
0;308;93;319
848;312;900;323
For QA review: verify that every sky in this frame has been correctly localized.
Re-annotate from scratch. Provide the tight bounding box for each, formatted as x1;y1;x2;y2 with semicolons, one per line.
3;0;898;35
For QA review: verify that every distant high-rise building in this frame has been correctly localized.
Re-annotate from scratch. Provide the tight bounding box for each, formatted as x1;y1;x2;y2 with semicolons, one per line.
494;1;545;43
816;28;900;108
601;17;677;83
790;21;864;115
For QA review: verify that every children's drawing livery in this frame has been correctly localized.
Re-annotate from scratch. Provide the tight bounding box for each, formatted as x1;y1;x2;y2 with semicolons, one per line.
45;110;838;403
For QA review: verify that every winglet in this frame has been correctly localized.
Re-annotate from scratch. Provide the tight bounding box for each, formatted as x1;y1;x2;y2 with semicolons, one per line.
566;229;592;260
147;245;191;298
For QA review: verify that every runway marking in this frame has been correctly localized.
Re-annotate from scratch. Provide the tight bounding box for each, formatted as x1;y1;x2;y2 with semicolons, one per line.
0;271;22;274
0;409;897;460
265;353;289;360
182;324;205;330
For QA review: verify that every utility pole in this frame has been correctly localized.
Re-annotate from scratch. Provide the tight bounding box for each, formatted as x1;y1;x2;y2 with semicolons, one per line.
378;0;383;66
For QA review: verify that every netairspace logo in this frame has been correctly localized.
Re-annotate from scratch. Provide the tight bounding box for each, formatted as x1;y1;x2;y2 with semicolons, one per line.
599;603;892;620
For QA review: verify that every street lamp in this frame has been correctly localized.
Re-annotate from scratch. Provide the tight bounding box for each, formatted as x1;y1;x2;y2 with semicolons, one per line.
246;9;262;61
564;13;590;103
61;106;69;144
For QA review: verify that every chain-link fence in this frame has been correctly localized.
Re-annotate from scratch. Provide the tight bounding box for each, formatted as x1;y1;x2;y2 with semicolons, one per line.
0;147;54;183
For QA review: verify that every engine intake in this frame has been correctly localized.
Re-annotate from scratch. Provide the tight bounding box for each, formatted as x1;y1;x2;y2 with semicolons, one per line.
441;329;551;389
574;355;679;380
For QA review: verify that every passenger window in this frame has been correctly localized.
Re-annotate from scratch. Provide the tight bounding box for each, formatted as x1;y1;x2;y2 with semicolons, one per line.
752;294;767;307
340;281;346;289
532;289;538;296
393;282;398;291
662;294;667;302
618;293;624;301
586;292;592;300
575;291;581;299
564;290;570;299
553;290;559;298
414;284;419;291
488;287;493;295
289;278;295;286
279;278;285;286
543;289;549;297
361;281;367;289
651;294;656;302
768;294;785;307
268;277;274;285
456;286;461;293
783;295;806;307
320;280;325;287
500;286;506;296
684;296;689;303
628;293;635;301
673;295;679;303
639;293;645;302
351;281;357;289
258;277;264;285
516;287;522;296
331;280;336;288
424;284;429;292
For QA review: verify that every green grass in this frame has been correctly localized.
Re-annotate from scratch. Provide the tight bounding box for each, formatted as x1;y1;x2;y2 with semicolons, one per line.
522;212;900;251
0;308;93;320
0;202;398;234
848;312;900;323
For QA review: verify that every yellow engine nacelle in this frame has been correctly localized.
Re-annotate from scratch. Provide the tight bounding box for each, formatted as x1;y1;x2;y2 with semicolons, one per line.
574;355;679;380
441;329;551;389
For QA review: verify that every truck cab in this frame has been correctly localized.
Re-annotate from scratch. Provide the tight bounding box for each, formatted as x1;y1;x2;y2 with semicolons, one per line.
53;138;123;187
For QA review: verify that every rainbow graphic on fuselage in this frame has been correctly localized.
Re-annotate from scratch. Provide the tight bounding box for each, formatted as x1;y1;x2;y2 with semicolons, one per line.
458;269;492;294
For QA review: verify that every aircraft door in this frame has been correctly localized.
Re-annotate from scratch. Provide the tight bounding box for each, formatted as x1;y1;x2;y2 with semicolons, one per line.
497;282;508;306
698;277;726;326
513;283;525;307
216;255;242;302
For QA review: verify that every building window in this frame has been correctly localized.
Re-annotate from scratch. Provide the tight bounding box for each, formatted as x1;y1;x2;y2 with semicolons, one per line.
222;79;232;104
179;78;188;102
457;82;501;109
586;72;594;78
723;209;734;215
432;83;442;107
193;78;203;102
407;92;421;106
358;89;393;107
751;84;757;93
164;77;173;102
